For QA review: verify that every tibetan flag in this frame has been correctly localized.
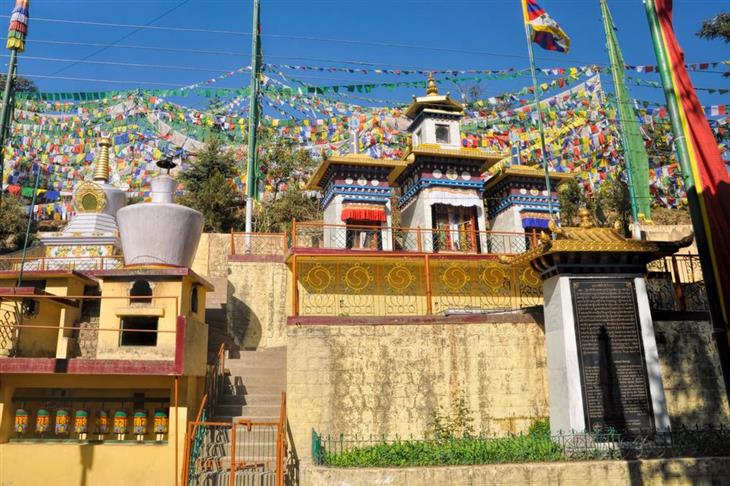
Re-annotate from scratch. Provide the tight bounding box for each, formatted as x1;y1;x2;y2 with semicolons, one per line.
522;0;570;53
649;0;730;323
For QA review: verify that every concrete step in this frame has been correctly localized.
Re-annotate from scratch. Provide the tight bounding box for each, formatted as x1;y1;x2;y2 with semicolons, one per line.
212;415;280;424
225;367;287;379
218;393;281;406
215;404;281;417
233;384;286;396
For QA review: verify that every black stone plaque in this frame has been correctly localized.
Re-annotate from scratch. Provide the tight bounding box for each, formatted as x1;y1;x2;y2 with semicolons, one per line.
571;279;654;436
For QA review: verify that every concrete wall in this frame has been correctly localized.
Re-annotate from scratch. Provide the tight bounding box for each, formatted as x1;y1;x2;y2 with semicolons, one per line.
654;320;730;427
191;233;231;278
301;457;730;486
228;260;289;350
287;315;549;461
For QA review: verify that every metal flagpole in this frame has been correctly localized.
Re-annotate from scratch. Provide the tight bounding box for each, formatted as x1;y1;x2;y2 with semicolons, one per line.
0;48;17;207
244;0;262;235
16;162;41;288
600;0;641;240
522;22;556;229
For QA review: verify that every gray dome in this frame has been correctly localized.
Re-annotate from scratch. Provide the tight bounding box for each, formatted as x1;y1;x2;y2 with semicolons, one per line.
117;175;203;267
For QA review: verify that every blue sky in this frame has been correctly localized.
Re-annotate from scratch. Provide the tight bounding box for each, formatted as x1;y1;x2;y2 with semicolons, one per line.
2;0;728;108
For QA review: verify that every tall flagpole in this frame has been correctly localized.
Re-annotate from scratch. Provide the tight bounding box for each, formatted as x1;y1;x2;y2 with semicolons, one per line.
244;0;261;234
0;43;18;208
522;21;556;228
600;0;641;239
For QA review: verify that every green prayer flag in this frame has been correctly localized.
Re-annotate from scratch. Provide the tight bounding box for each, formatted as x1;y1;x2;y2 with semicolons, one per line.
602;0;652;220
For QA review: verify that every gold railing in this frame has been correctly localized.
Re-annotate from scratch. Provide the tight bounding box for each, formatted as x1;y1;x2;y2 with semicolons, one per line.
292;254;543;317
646;254;707;312
0;256;125;272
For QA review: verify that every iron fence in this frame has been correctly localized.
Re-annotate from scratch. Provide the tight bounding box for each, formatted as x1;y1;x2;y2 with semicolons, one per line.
646;255;708;312
230;233;287;257
312;425;730;466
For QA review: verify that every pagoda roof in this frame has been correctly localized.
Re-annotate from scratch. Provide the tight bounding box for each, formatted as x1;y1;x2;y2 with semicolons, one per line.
402;144;506;173
484;165;573;192
306;153;408;190
404;73;464;119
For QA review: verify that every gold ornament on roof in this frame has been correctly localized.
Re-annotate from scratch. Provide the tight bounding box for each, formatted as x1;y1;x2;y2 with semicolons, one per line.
426;73;439;96
73;181;108;214
93;137;112;183
578;208;594;229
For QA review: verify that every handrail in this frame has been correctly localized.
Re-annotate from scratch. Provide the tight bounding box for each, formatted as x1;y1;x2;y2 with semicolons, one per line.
277;392;287;486
181;394;208;485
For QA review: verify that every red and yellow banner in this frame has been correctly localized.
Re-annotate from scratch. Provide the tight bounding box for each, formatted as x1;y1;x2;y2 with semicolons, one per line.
654;0;730;321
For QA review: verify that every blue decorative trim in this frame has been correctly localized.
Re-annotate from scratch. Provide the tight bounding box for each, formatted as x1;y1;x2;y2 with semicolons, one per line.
522;218;550;229
322;184;394;208
488;194;561;219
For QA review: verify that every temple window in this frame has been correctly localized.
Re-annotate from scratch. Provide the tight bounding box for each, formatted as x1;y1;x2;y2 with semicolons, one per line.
120;316;159;347
346;220;382;250
130;279;152;305
191;286;199;314
435;124;450;144
431;205;479;253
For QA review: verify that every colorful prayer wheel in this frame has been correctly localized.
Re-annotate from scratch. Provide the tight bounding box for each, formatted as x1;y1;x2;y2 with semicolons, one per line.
74;410;89;435
35;408;50;433
132;410;147;435
14;409;28;435
153;410;168;434
113;410;128;435
55;409;70;435
95;410;110;435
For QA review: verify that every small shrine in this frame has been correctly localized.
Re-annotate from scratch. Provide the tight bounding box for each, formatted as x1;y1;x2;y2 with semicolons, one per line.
483;163;572;238
306;153;406;250
38;138;125;263
394;75;507;252
512;209;692;437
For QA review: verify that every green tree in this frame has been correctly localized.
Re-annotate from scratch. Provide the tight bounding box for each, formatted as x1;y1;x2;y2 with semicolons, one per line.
588;176;632;236
0;196;29;253
254;188;321;233
177;137;244;232
259;143;318;200
698;12;730;75
0;75;37;93
558;178;587;226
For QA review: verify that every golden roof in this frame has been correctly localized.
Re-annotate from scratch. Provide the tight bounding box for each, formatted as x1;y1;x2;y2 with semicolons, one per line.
404;75;464;119
93;137;112;183
402;143;507;173
506;208;693;268
484;164;573;192
306;153;408;190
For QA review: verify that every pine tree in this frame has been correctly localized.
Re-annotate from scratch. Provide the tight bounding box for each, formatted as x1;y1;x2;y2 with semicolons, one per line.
0;196;30;254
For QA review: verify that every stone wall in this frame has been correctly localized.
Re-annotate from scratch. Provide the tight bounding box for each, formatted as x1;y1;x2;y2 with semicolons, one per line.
654;320;730;427
191;232;231;278
228;259;289;349
300;457;730;486
287;314;550;461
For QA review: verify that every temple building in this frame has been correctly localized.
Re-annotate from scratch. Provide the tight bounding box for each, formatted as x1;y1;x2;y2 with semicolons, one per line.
0;144;211;485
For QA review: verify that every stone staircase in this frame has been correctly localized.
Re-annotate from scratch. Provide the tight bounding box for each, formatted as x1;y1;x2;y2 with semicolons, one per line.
206;276;239;361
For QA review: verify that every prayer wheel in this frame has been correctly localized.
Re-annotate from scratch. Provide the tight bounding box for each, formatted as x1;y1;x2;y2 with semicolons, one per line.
95;410;110;435
55;409;70;435
14;409;28;435
133;410;147;436
113;410;128;435
74;410;89;435
153;410;168;434
35;408;50;433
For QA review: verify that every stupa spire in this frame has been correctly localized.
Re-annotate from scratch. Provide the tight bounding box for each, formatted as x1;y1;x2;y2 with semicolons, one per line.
426;72;438;96
93;137;112;183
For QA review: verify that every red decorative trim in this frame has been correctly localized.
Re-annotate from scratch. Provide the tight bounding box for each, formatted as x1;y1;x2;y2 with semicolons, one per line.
341;207;386;223
289;248;503;261
228;255;285;263
0;358;180;375
288;313;540;327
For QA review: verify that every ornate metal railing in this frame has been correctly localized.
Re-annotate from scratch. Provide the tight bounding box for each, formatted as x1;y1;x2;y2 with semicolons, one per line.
646;254;708;312
0;256;124;272
291;221;537;255
292;254;543;317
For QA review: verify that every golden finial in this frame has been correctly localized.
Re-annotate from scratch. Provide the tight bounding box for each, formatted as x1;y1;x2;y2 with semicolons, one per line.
426;73;438;96
93;137;112;183
578;208;594;229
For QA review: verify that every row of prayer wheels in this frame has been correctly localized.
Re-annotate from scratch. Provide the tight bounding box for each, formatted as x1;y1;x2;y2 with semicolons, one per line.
14;408;168;440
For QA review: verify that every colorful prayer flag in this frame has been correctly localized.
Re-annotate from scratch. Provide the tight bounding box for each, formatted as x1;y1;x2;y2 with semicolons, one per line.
6;0;29;52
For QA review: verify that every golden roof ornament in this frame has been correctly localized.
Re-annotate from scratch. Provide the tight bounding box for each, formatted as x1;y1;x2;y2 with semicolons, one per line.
93;137;112;183
426;73;438;96
578;208;594;229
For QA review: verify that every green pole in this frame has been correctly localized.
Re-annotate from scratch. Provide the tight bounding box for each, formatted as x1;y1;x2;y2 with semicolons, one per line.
600;0;641;239
16;162;41;288
522;23;556;229
643;0;730;402
244;0;262;234
0;49;18;207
